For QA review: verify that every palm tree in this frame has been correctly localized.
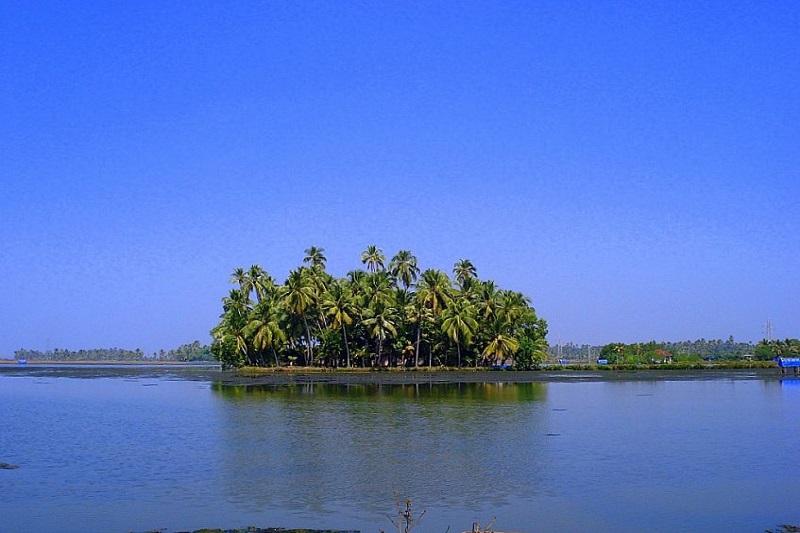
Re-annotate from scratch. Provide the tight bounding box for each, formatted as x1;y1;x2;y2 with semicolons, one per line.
321;282;356;367
245;300;285;366
453;259;477;288
361;245;386;273
305;265;333;330
229;267;251;302
389;250;420;291
362;271;395;310
416;269;452;367
247;264;274;303
303;246;327;269
416;269;451;317
210;247;548;370
474;280;500;321
347;269;366;285
281;269;317;366
496;290;530;326
483;320;520;367
212;289;252;367
363;304;398;366
441;297;478;368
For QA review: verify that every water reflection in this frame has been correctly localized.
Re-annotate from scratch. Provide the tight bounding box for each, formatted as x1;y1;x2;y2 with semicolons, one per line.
210;382;548;518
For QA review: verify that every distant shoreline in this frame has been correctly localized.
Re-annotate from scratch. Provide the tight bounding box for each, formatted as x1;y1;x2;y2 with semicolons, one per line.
0;359;213;365
1;361;790;386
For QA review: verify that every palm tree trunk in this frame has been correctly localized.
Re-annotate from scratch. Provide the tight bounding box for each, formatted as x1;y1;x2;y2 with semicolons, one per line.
457;343;461;368
302;315;312;366
342;325;351;368
272;348;280;367
414;321;421;368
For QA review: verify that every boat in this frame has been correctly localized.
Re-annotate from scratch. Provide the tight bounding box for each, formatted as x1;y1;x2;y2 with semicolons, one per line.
17;359;27;365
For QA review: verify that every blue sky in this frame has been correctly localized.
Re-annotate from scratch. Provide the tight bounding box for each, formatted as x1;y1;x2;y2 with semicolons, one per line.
1;1;797;356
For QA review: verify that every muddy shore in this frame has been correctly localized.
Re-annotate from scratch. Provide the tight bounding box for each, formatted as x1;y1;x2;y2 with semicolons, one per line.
0;362;789;385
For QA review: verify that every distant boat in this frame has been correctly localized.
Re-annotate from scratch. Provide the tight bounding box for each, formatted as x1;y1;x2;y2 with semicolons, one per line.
17;359;27;365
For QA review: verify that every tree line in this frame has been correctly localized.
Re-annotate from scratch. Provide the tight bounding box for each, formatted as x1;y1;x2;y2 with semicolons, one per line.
593;338;800;364
14;341;214;362
552;337;800;362
210;246;549;370
754;338;800;360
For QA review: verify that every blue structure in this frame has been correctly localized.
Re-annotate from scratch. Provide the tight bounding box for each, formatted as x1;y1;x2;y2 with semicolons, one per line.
775;357;800;374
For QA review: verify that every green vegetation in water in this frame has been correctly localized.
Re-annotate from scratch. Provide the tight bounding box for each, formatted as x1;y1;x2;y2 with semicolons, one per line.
210;246;548;371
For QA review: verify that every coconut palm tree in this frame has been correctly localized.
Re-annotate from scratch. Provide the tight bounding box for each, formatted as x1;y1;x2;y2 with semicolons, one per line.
453;259;477;288
389;250;420;291
321;282;356;367
483;320;520;367
303;246;327;269
247;264;274;303
474;280;500;321
245;299;285;366
211;247;547;370
229;267;251;302
361;245;386;273
281;269;317;366
496;290;531;326
417;269;451;316
361;271;395;310
441;297;478;368
416;269;452;367
363;303;398;366
212;289;252;367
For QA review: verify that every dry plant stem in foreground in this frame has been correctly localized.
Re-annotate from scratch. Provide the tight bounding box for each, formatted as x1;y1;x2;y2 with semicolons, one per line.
384;498;426;533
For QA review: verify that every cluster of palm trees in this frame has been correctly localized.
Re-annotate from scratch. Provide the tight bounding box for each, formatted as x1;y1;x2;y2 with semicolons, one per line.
210;246;548;369
755;338;800;360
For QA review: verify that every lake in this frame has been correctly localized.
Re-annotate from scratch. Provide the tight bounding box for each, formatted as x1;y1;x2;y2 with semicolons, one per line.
1;366;799;532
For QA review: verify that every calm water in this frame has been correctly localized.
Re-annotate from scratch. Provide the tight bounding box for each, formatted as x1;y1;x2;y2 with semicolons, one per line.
1;368;799;532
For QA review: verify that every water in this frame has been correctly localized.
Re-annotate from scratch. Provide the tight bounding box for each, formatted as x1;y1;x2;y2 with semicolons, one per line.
1;367;799;532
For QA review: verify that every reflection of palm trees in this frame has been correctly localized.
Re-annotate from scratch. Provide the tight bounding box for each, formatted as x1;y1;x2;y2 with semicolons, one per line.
211;381;548;525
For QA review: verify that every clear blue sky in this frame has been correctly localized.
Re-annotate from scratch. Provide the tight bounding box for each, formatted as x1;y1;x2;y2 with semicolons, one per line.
1;1;797;356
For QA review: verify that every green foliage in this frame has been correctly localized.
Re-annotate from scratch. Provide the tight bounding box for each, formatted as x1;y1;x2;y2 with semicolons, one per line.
13;341;214;363
755;338;800;360
164;341;214;362
210;247;549;370
557;337;765;361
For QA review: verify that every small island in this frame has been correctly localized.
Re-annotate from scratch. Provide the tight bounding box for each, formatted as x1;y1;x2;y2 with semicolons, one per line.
210;246;549;370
